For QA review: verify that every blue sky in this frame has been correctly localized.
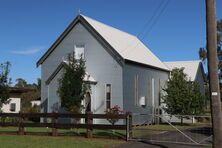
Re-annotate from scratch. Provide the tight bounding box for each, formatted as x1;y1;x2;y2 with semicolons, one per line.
0;0;222;84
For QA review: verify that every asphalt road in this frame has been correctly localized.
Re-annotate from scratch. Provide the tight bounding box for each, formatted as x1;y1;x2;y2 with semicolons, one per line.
116;127;212;148
116;141;208;148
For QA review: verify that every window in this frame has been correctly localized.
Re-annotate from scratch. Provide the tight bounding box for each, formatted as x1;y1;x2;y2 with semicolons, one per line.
10;103;16;112
134;75;139;106
151;78;155;108
74;45;85;59
106;84;111;109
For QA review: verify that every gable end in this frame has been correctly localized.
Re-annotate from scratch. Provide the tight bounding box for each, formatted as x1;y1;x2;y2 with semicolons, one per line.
37;15;124;67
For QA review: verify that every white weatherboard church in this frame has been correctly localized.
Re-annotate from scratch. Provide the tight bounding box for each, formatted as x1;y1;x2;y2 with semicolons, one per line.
37;15;171;124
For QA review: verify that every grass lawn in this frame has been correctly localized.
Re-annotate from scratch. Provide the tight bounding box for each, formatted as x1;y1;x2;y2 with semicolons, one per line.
0;135;125;148
0;127;126;139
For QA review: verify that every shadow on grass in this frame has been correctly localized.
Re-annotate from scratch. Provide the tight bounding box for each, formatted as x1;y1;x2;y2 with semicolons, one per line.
189;127;212;137
93;130;125;139
0;127;126;140
139;140;168;148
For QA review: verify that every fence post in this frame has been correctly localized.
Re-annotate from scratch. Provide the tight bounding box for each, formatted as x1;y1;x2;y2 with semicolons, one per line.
126;112;132;141
126;112;129;141
18;113;24;135
86;112;93;138
51;112;58;136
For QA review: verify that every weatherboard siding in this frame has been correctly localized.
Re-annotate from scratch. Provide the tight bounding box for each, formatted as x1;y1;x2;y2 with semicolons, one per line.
123;63;169;124
195;66;205;94
41;23;123;123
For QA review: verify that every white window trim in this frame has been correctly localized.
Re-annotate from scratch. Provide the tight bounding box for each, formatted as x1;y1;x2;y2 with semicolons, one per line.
105;83;112;109
74;44;85;59
151;78;155;108
134;74;139;106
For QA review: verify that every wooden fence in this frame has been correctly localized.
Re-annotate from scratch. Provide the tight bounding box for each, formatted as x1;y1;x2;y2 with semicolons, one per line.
0;112;132;141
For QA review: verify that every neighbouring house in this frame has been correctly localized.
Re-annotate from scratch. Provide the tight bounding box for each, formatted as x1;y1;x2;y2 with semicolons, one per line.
162;60;206;123
1;87;35;113
164;60;206;94
31;97;41;107
37;15;170;124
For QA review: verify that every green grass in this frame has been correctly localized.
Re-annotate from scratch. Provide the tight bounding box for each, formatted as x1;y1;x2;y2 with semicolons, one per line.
0;135;124;148
0;127;126;139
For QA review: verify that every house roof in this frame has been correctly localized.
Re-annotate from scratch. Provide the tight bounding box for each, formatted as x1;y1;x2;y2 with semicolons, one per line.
37;15;169;72
164;60;203;81
9;87;36;94
45;61;97;85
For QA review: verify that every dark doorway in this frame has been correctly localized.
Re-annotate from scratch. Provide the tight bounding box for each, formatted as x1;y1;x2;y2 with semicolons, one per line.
85;92;91;113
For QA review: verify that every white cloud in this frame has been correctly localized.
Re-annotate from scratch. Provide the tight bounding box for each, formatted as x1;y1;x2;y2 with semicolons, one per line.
10;47;42;55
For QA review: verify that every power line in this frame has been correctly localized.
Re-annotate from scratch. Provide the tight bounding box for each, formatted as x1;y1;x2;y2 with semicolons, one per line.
122;0;171;55
137;0;165;38
142;0;171;38
120;0;165;54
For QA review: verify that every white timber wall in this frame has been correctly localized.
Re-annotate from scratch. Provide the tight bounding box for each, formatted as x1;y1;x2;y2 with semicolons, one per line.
41;23;123;124
123;63;169;124
195;66;205;95
1;98;21;113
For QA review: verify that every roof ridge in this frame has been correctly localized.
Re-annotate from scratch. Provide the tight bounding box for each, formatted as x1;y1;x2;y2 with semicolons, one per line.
81;14;137;38
164;60;201;63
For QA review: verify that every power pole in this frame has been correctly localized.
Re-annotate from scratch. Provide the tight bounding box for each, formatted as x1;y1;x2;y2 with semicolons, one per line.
206;0;222;147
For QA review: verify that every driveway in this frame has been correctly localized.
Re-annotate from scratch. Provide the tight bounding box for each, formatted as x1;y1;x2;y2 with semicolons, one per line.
116;126;212;148
115;141;208;148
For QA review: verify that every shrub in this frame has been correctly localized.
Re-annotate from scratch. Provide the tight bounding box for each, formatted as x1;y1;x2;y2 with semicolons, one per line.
105;105;123;125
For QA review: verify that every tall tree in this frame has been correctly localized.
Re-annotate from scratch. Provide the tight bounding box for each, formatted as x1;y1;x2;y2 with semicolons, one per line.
162;68;204;124
15;78;28;88
199;20;222;81
57;52;90;113
0;62;11;109
18;78;41;113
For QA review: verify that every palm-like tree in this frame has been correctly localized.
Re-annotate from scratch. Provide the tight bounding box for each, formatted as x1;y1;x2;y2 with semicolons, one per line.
199;20;222;83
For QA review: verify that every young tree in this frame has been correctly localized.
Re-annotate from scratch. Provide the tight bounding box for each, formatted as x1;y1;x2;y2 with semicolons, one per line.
162;68;204;124
0;62;11;109
57;52;90;113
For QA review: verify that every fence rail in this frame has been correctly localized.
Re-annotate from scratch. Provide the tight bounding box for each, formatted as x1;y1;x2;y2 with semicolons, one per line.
0;112;132;140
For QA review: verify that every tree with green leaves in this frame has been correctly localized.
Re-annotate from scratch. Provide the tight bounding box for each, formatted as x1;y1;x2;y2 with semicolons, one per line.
0;61;11;109
15;78;28;88
162;68;204;124
14;78;41;113
57;52;90;113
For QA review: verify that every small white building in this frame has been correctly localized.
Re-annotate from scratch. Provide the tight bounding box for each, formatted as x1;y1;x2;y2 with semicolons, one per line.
164;60;205;94
1;87;38;113
1;98;21;113
37;15;170;124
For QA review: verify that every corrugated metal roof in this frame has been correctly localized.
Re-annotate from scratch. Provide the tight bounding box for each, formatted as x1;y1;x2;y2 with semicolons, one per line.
164;60;202;81
81;15;169;71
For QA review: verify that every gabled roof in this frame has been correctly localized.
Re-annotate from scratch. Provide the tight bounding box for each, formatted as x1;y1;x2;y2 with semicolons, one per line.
164;60;204;81
37;15;169;71
45;61;97;85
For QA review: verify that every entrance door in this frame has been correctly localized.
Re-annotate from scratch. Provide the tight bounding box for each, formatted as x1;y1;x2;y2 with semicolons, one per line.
85;92;91;113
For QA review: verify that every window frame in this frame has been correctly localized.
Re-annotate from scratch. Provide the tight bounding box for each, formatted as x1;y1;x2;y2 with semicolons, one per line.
74;44;85;59
105;84;112;109
10;103;16;112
